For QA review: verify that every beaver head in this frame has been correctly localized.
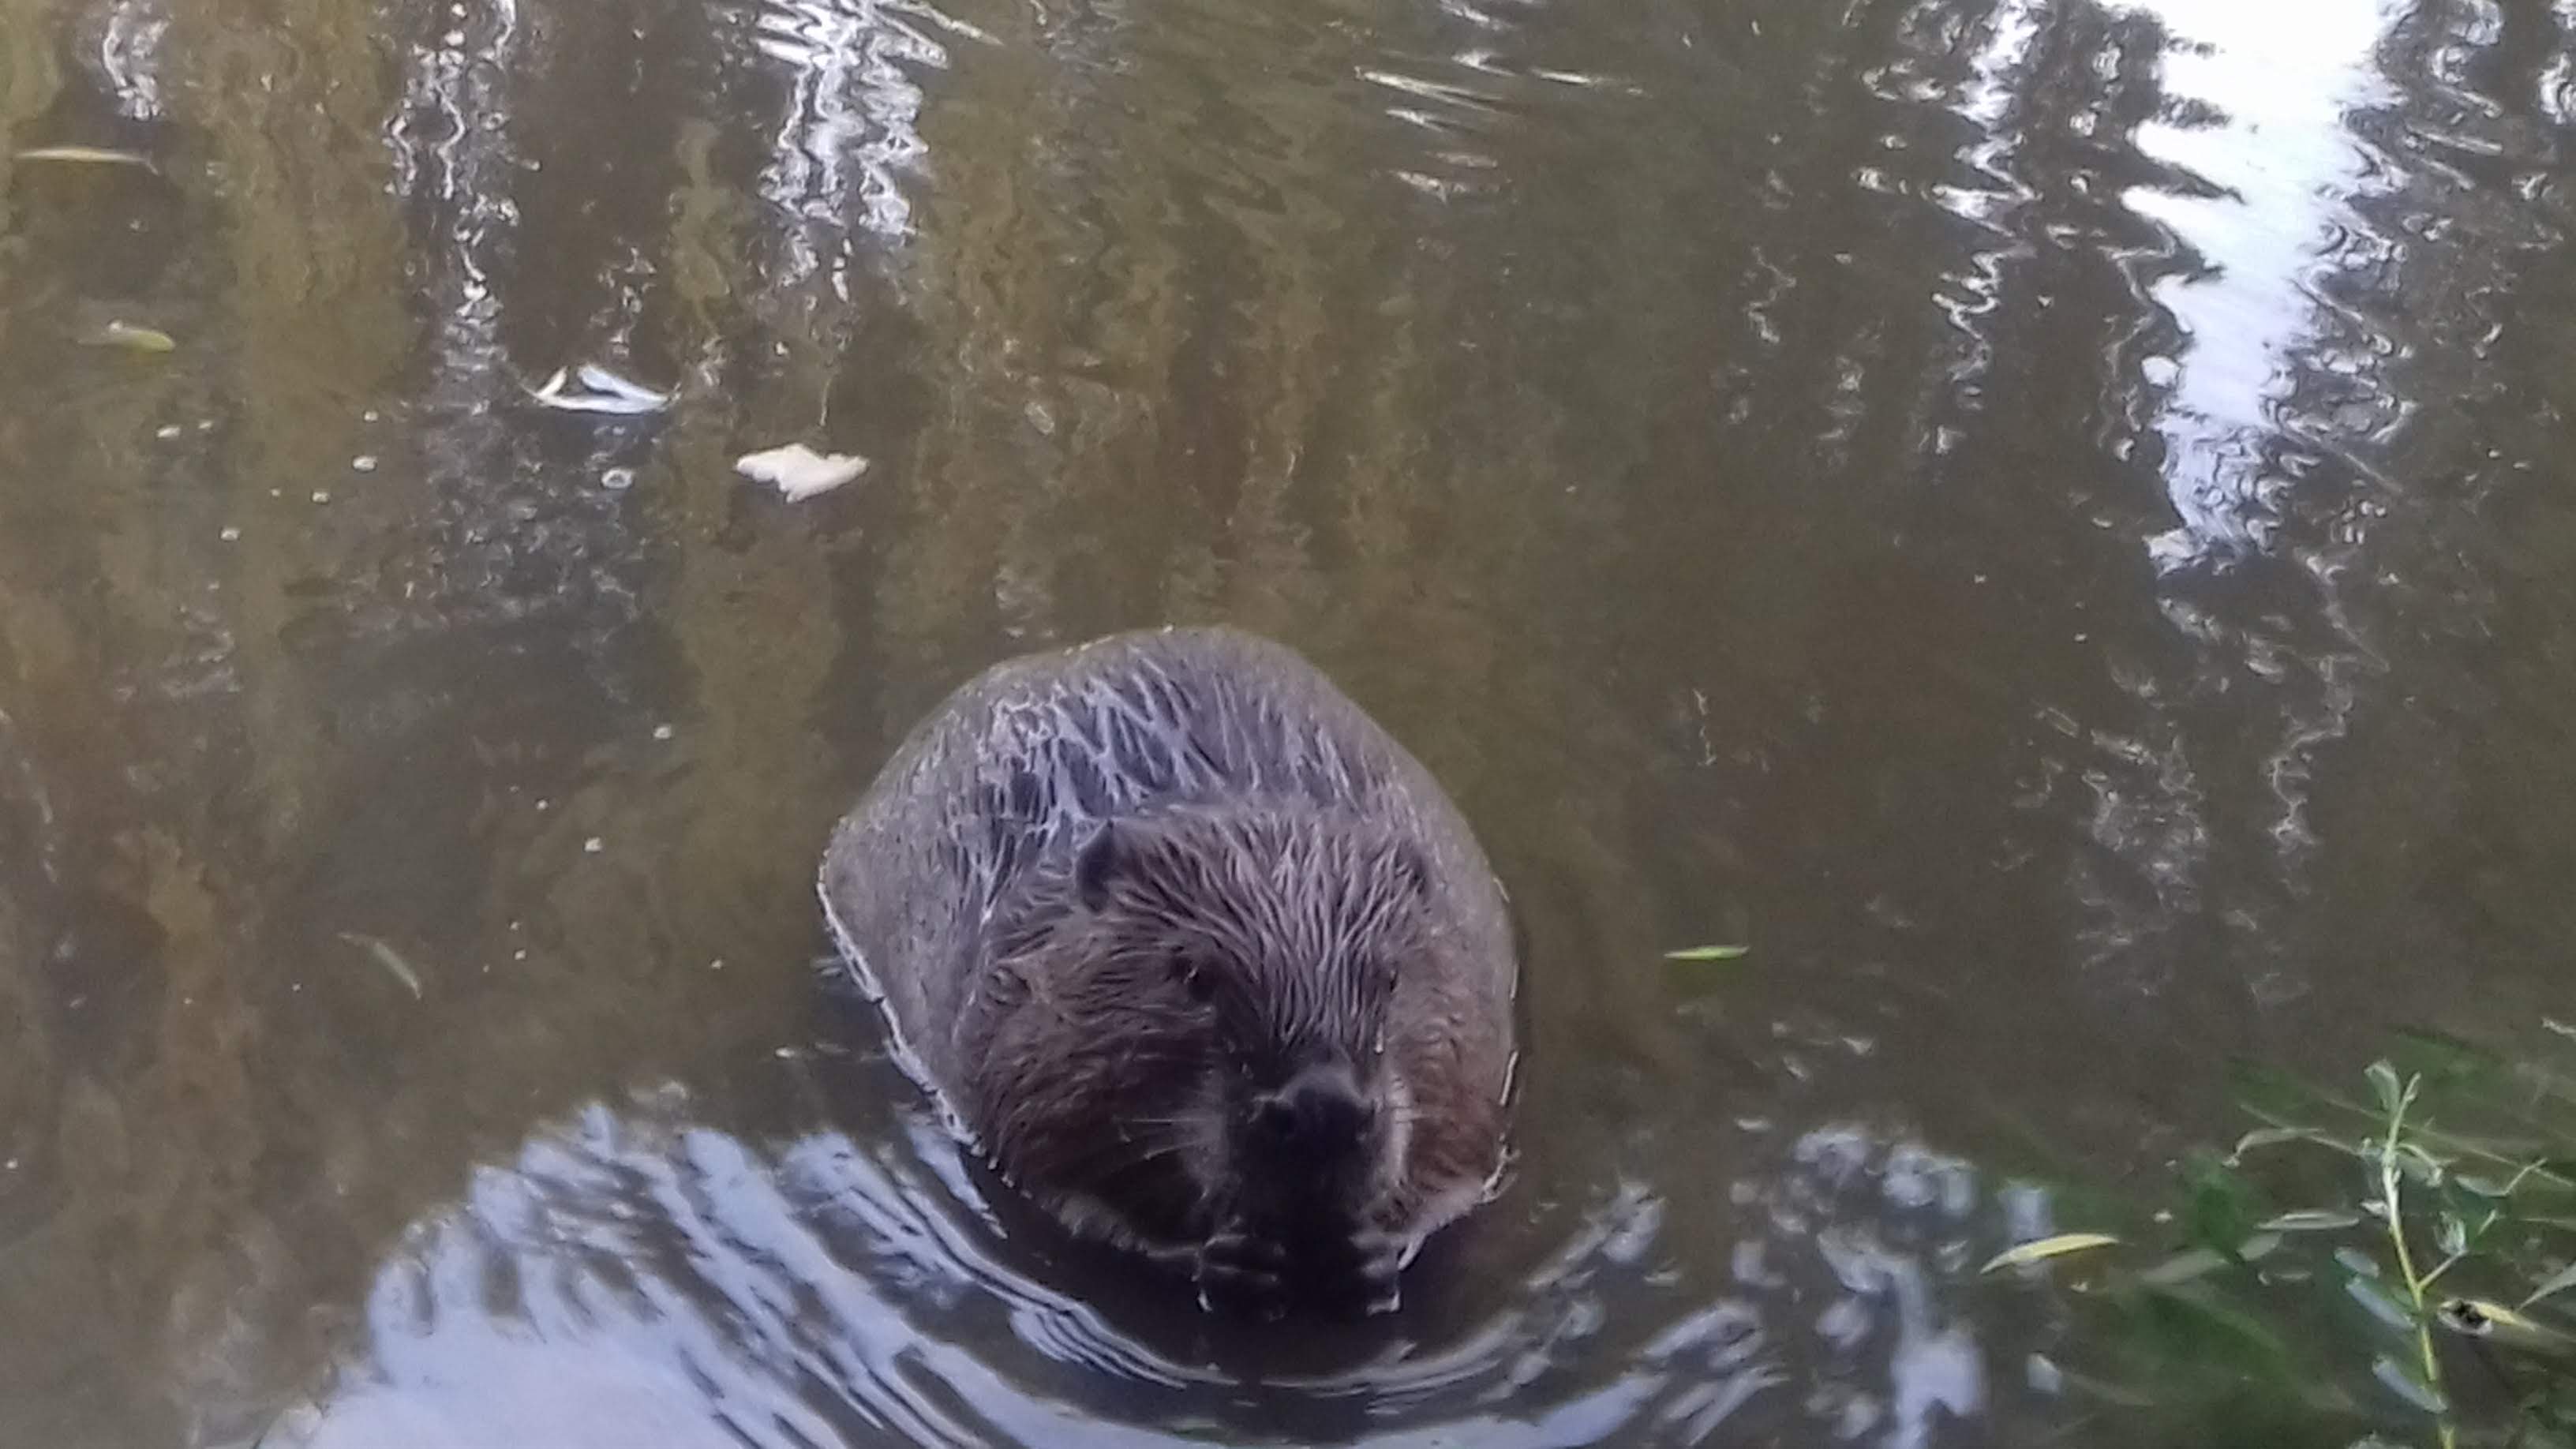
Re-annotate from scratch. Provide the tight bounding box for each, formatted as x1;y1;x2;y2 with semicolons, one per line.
962;804;1449;1303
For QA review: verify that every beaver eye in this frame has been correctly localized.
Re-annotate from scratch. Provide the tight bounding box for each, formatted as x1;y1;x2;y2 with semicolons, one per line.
1173;955;1215;1002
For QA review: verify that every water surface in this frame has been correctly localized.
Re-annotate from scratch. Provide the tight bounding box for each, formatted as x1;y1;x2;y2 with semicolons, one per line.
3;0;2573;1443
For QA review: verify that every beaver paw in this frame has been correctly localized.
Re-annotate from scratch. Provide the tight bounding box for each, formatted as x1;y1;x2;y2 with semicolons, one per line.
1351;1227;1406;1316
1195;1230;1290;1316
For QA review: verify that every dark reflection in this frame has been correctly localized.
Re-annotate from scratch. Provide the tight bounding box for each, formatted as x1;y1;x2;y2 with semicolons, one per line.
7;0;2576;1441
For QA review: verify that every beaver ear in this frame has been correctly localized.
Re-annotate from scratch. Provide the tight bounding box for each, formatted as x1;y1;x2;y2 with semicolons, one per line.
1074;822;1129;912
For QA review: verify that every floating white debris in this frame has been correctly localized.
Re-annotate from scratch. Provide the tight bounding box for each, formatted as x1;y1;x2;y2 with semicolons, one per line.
219;526;240;542
736;442;867;501
351;455;378;473
310;489;331;504
651;723;674;741
527;362;672;416
601;467;635;492
583;837;603;853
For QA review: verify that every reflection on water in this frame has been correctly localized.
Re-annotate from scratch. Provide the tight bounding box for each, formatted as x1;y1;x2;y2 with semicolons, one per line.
747;0;947;264
264;1079;1990;1448
2121;0;2392;575
6;0;2576;1442
90;0;168;120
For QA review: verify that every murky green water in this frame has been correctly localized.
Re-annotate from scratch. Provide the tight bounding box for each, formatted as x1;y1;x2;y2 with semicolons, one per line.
3;0;2573;1443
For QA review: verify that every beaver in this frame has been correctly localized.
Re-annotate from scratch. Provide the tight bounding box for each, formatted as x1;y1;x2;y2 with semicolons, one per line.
818;626;1518;1312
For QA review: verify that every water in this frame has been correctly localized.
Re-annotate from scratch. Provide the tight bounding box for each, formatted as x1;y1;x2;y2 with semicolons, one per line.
1;0;2570;1443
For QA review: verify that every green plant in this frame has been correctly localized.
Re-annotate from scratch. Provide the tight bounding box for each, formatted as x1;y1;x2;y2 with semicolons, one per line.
2225;1039;2576;1447
1986;1030;2576;1448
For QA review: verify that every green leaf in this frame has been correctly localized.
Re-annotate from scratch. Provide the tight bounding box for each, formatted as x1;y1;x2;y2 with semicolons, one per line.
2182;1153;2266;1256
1981;1233;2121;1274
2130;1279;2295;1368
2346;1273;2417;1331
2522;1262;2576;1311
2443;1297;2576;1360
2366;1060;2407;1117
2371;1354;2448;1414
2137;1246;2229;1287
1662;944;1750;963
2228;1126;2311;1159
2389;1028;2510;1092
2226;1124;2366;1162
2129;1233;2280;1288
2230;1061;2344;1124
2258;1210;2361;1233
2399;1144;2447;1186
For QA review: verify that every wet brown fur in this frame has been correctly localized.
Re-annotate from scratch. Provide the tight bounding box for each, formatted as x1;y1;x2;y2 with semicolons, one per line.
819;627;1518;1286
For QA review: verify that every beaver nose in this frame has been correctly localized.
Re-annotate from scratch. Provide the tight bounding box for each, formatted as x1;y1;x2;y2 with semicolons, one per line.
1252;1064;1375;1154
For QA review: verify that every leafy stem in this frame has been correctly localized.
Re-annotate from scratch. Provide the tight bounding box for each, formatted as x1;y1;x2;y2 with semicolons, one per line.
2377;1070;2458;1449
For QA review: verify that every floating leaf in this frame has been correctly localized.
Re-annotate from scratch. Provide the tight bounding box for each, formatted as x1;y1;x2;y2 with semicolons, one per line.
1981;1233;2120;1274
2258;1210;2361;1233
15;144;154;170
339;931;423;998
82;320;174;354
2522;1262;2576;1311
1662;944;1750;963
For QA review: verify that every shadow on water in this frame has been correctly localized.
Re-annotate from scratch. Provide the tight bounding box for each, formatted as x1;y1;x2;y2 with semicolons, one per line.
5;0;2576;1442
